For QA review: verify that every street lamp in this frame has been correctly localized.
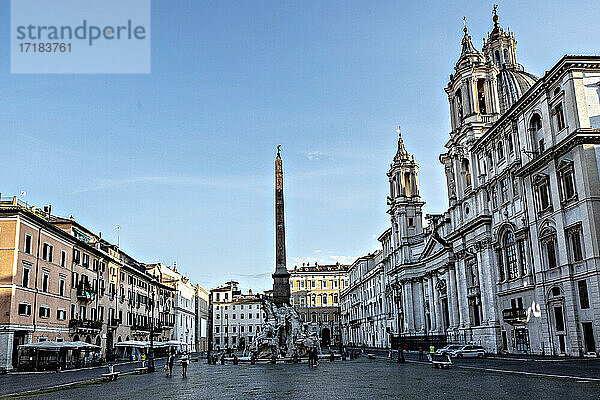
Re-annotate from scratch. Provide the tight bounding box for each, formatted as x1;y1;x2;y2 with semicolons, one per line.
147;280;156;373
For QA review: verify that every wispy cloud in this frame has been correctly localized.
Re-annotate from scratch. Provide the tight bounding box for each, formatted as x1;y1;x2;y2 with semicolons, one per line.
71;175;267;195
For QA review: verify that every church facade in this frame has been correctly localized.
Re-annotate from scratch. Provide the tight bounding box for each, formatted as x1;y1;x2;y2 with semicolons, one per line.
342;10;600;356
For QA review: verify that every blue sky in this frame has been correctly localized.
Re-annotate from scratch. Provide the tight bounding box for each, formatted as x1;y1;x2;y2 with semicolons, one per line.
1;1;598;292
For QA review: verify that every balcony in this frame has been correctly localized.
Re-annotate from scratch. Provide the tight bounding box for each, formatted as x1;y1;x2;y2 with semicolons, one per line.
161;321;175;330
132;324;150;333
76;283;96;303
69;319;102;332
502;308;527;325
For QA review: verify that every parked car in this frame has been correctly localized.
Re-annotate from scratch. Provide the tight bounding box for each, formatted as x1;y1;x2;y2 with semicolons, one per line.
448;345;485;358
435;344;463;356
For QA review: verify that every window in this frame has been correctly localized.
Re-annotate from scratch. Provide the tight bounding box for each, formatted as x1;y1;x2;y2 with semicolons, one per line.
504;232;518;280
512;175;520;197
462;159;472;188
73;249;81;265
491;184;498;209
500;177;509;203
477;79;487;114
568;227;583;262
24;234;32;254
39;305;50;319
60;251;67;268
497;141;505;160
496;249;505;282
508;134;514;154
42;243;53;262
530;114;544;155
57;309;67;320
18;303;31;316
22;265;31;288
93;259;98;271
578;280;590;309
558;161;577;202
534;175;552;212
42;271;49;292
553;103;566;131
517;240;528;276
82;253;89;268
541;230;558;269
455;88;463;120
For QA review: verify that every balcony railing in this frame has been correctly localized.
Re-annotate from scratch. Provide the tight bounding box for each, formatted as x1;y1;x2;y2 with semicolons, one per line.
69;319;102;332
76;283;96;303
132;324;150;333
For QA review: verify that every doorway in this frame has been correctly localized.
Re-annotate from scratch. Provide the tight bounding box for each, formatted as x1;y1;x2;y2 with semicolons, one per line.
12;331;27;369
321;327;331;347
582;322;596;353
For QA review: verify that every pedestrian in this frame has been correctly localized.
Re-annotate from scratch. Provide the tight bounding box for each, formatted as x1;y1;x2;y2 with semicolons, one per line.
418;346;424;360
181;352;189;377
429;345;435;362
168;350;175;376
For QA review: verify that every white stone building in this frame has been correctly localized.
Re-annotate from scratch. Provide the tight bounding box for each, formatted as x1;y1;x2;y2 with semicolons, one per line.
211;298;266;351
173;276;196;350
341;252;389;348
342;9;600;356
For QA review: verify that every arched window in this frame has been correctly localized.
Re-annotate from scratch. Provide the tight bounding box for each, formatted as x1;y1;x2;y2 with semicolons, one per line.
503;49;510;64
495;50;501;65
462;159;472;187
322;293;328;305
455;89;463;120
477;79;487;114
529;114;544;154
404;172;412;197
504;231;519;279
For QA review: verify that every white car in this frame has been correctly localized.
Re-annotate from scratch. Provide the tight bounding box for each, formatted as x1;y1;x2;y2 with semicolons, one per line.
448;345;485;358
435;344;463;356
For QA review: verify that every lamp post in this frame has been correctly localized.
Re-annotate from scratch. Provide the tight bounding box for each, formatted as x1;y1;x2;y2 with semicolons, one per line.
147;280;156;373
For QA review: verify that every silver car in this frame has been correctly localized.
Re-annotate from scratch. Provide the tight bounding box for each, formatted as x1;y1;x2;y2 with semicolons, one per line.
448;345;485;358
435;344;463;356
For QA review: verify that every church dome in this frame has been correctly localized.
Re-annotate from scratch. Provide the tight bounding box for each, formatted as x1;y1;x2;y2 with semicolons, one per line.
496;66;538;113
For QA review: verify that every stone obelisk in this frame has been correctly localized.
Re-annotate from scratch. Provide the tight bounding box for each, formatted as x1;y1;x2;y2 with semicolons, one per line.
272;145;291;307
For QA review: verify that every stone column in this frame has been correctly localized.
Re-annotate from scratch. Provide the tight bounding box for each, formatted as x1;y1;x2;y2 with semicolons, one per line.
447;265;460;328
430;274;440;332
456;259;470;328
405;280;415;333
420;278;427;332
474;253;488;323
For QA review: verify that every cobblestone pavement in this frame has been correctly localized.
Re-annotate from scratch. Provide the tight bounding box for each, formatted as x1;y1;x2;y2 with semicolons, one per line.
3;353;599;400
0;359;160;397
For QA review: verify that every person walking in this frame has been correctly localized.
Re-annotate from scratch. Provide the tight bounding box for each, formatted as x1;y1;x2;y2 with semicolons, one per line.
168;350;175;377
181;352;189;377
418;346;424;361
429;345;435;362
